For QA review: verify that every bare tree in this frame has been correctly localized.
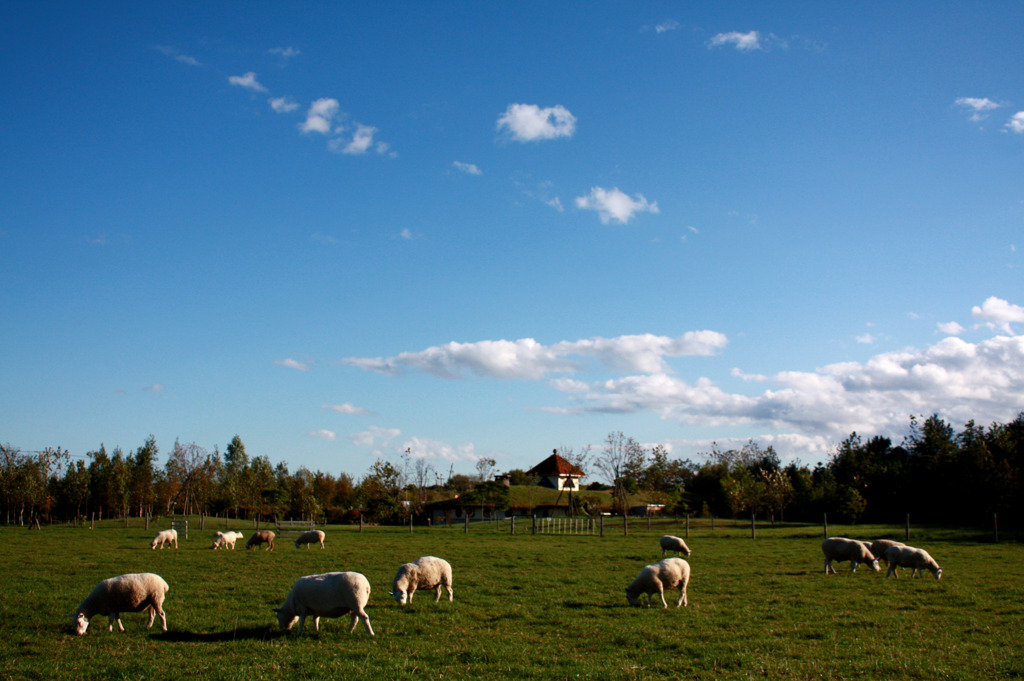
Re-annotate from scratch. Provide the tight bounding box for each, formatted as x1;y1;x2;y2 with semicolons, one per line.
475;457;496;483
594;432;646;513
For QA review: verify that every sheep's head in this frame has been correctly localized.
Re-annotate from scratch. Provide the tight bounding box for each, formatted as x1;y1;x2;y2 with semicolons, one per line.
869;559;881;572
274;608;297;630
73;613;89;635
391;589;410;605
625;589;640;607
933;567;943;580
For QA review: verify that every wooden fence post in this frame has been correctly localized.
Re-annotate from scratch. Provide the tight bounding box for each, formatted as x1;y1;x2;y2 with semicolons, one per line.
90;513;94;530
359;515;363;533
994;513;999;543
511;515;515;535
145;513;150;530
823;512;828;538
623;514;628;536
599;514;604;537
711;515;715;531
905;513;910;542
685;514;690;539
409;513;414;534
647;515;651;531
751;511;756;539
464;513;469;534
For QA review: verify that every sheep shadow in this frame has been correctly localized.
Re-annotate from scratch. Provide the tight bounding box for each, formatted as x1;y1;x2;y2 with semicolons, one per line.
157;626;284;642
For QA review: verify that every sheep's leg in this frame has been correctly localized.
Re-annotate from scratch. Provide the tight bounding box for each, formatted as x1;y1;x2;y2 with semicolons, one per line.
358;609;375;636
850;561;859;572
157;607;167;631
658;588;669;609
313;616;320;631
146;606;156;628
296;615;306;636
675;588;687;608
446;584;454;601
434;585;443;603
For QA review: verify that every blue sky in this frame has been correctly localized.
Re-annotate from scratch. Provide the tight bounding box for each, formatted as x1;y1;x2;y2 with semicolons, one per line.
2;2;1023;480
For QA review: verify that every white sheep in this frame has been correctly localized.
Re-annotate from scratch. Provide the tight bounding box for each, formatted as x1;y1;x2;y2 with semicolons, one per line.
391;556;454;605
70;573;169;635
659;535;692;557
212;530;244;550
821;537;880;574
294;529;326;549
869;539;905;566
625;557;691;608
275;572;374;636
150;529;178;550
885;545;943;580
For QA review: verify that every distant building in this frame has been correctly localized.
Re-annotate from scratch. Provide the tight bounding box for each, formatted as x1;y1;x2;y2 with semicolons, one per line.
527;450;584;491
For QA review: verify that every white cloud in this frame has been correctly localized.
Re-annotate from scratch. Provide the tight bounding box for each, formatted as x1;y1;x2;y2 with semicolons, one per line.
546;197;564;212
937;321;965;335
343;331;728;380
655;20;680;34
309;429;336;441
707;31;762;51
228;72;268;93
322;402;370;416
153;45;200;67
400;228;414;240
453;161;482;175
336;124;377;154
955;97;1000;122
972;296;1024;333
575;187;660;224
350;426;402;449
497;103;576;142
269;96;299;113
274;358;310;371
402;436;480;462
143;384;165;393
856;334;876;344
1005;112;1024;134
300;98;339;134
269;46;300;59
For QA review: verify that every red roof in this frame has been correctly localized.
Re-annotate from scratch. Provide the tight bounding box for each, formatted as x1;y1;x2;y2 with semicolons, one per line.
527;453;583;477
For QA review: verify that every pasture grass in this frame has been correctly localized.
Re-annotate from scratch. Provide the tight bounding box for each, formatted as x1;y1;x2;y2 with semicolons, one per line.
0;518;1022;680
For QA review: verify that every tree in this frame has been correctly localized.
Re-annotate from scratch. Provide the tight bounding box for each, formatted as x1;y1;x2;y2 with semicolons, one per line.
595;432;647;513
129;436;157;518
361;459;404;523
221;435;250;518
474;457;496;483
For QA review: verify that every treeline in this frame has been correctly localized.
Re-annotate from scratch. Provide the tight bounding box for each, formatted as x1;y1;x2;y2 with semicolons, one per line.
3;413;1023;527
586;413;1024;526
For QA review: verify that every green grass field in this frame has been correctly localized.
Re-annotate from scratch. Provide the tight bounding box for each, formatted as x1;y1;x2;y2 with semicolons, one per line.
1;518;1021;680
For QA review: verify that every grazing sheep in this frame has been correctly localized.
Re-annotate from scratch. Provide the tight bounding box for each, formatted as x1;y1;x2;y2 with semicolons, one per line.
294;529;326;549
821;537;880;575
275;572;374;636
391;556;454;605
885;545;943;580
869;539;905;566
70;573;169;635
212;531;244;550
246;530;275;551
150;529;178;550
625;557;691;608
659;535;692;557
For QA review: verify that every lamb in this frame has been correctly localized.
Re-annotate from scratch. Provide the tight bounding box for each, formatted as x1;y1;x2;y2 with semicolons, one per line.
246;530;275;551
275;571;374;636
150;529;177;550
70;573;169;635
821;537;880;575
391;556;454;605
659;535;692;557
212;530;244;550
625;557;691;608
869;539;905;566
885;545;943;580
294;529;326;549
